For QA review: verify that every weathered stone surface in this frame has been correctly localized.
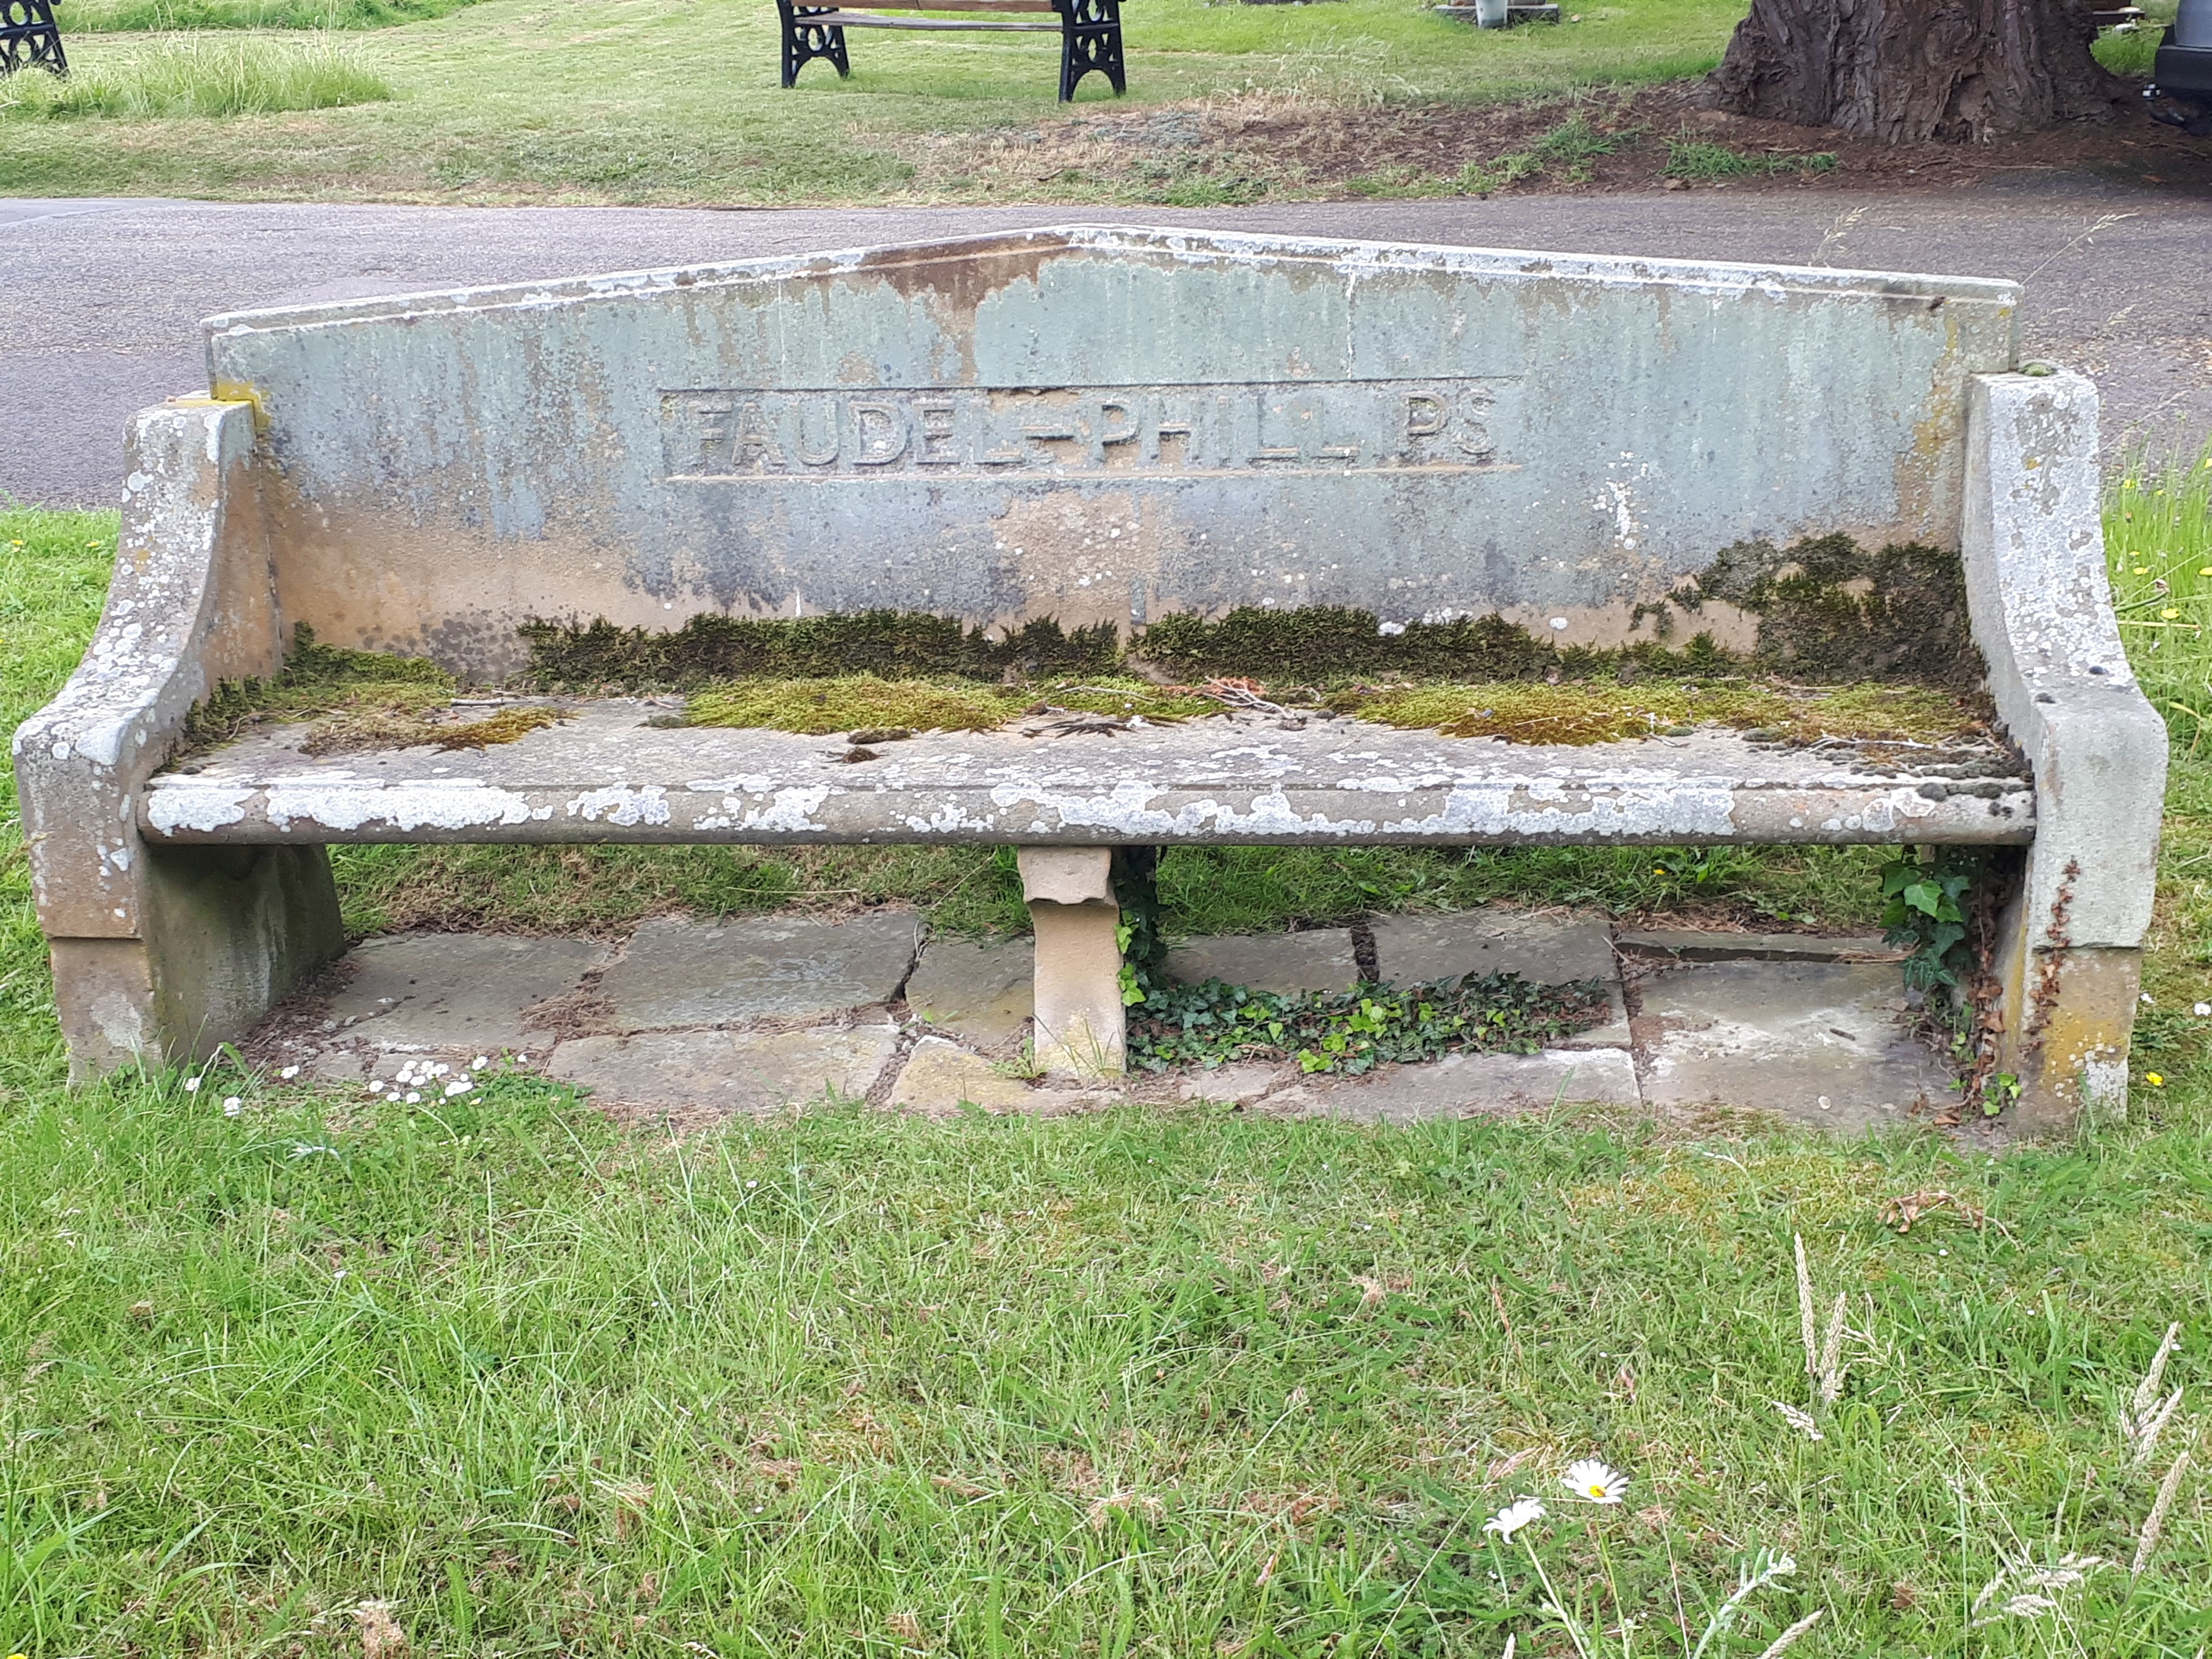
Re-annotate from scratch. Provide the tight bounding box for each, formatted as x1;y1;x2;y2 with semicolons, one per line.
1176;1061;1293;1105
1635;962;1954;1130
598;912;919;1028
547;1022;899;1113
1616;927;1898;962
1166;932;1358;995
329;932;608;1049
905;938;1033;1048
1370;909;1627;1046
885;1035;1101;1115
141;710;2033;851
1263;1046;1640;1120
200;228;2015;678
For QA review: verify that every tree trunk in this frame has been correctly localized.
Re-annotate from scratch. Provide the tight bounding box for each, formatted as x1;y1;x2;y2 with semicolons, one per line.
1707;0;2129;142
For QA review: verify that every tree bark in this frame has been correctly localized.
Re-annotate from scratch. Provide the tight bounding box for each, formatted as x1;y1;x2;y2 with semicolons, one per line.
1707;0;2129;142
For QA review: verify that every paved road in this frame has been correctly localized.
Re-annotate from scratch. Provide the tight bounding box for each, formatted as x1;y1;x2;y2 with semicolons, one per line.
6;178;2208;507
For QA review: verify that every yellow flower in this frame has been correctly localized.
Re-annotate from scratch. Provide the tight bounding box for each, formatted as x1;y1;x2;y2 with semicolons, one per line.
2134;566;2150;575
2200;567;2212;578
2145;1073;2165;1088
2164;608;2182;620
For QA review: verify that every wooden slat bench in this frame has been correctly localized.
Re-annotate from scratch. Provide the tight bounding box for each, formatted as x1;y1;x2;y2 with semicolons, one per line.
777;0;1124;101
14;227;2164;1136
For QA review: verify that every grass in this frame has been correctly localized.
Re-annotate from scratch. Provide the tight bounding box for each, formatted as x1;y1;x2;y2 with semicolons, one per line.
4;469;2212;1652
0;0;1751;202
0;29;392;117
1661;132;1837;180
63;0;485;28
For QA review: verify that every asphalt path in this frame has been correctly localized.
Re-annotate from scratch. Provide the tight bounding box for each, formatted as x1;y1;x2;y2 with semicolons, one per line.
5;176;2208;508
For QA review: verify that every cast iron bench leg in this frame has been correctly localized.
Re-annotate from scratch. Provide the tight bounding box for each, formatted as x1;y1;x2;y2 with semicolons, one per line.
778;0;850;88
1056;0;1125;101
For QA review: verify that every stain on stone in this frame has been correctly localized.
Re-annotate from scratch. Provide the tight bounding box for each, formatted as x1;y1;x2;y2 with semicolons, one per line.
1671;534;1982;686
854;232;1061;321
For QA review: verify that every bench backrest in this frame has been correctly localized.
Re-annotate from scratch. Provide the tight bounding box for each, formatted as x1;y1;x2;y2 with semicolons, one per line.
199;226;2019;681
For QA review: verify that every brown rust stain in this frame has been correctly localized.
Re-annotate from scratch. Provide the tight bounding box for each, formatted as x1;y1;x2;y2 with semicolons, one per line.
853;231;1068;323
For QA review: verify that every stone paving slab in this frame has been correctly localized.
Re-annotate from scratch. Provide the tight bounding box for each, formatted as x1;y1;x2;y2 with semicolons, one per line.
904;938;1032;1049
547;1023;899;1114
1176;1061;1294;1105
1370;910;1628;1047
1165;932;1358;995
1262;1046;1641;1121
888;1036;1098;1116
1617;927;1900;963
326;933;609;1051
1635;961;1951;1131
598;913;920;1029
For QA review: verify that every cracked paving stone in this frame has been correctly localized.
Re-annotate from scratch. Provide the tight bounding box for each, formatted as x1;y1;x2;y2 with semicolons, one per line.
1635;961;1952;1130
547;1023;900;1114
326;933;610;1050
598;912;920;1029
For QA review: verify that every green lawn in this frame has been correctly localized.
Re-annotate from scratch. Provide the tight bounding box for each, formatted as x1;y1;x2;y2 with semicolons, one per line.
1;462;2210;1653
0;0;1751;202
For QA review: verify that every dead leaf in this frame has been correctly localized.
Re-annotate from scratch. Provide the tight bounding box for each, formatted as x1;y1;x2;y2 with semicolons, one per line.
355;1600;407;1658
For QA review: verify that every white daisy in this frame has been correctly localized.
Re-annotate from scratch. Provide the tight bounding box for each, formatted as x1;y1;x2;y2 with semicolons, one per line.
1561;1459;1629;1504
1482;1495;1546;1539
182;1077;201;1094
279;1065;300;1080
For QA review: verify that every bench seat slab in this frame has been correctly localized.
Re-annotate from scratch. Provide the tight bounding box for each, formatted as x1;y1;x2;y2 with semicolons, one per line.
143;704;2032;848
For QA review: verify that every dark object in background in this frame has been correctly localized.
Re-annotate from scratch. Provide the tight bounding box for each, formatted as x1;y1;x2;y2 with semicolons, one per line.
2148;0;2212;134
0;0;68;76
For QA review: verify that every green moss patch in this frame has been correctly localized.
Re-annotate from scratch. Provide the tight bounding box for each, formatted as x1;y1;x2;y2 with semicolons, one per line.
520;611;1120;691
682;674;1219;735
1130;605;1739;685
685;676;1024;736
1675;533;1981;685
1334;678;1985;747
180;626;563;760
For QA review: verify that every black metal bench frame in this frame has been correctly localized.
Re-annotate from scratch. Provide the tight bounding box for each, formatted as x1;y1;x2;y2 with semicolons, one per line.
777;0;1124;102
0;0;68;76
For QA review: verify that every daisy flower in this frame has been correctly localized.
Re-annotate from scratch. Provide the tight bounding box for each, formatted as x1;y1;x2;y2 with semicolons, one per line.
1482;1495;1546;1539
1561;1459;1629;1504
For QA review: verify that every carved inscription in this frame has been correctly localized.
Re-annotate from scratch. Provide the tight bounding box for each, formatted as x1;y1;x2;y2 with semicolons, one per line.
660;380;1516;480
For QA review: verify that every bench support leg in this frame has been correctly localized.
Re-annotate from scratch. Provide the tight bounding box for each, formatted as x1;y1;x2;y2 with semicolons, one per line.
1055;0;1124;100
50;845;345;1082
777;0;850;87
1018;847;1125;1078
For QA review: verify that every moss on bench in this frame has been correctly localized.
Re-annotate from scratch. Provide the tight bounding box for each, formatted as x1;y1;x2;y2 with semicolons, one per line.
179;626;561;760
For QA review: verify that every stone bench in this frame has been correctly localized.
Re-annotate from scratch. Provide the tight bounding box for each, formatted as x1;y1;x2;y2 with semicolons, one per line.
13;227;2164;1133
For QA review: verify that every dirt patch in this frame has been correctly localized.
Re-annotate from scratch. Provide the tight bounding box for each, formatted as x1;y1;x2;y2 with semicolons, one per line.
909;79;2212;204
